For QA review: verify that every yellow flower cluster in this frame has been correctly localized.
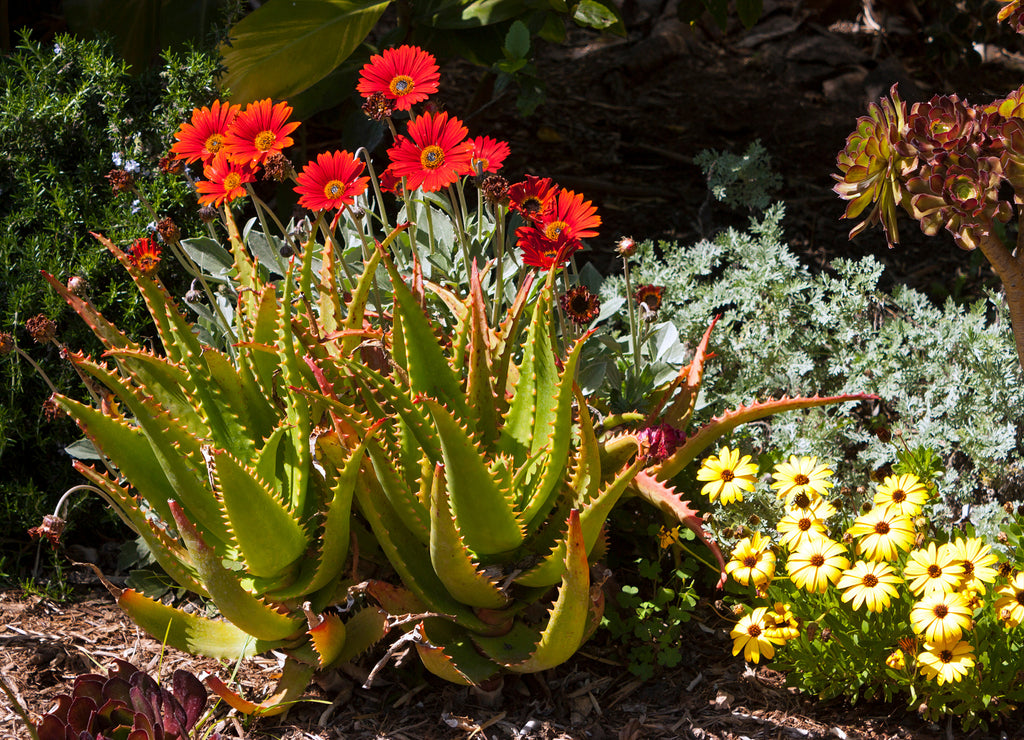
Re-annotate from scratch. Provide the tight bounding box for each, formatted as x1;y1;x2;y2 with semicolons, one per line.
711;455;1018;687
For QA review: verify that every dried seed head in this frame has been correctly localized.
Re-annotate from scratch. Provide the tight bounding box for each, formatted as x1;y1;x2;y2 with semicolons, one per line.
41;393;62;422
28;514;66;547
156;217;179;244
263;152;294;182
0;332;14;355
106;168;135;193
25;314;57;343
158;155;184;175
481;174;509;205
362;91;394;122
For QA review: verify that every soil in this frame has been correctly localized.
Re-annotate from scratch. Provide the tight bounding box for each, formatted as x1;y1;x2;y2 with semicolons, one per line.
6;2;1024;738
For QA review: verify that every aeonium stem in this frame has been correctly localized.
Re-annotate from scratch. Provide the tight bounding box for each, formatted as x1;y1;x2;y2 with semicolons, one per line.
976;227;1024;369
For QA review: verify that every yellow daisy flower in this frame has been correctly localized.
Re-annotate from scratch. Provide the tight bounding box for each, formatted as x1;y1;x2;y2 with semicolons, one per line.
904;542;964;596
837;560;902;612
770;455;834;503
872;473;929;517
763;601;800;642
948;536;999;586
725;533;776;588
776;506;829;551
910;591;972;644
995;571;1024;627
696;446;759;505
730;606;783;663
787;537;850;593
847;506;915;561
917;638;975;685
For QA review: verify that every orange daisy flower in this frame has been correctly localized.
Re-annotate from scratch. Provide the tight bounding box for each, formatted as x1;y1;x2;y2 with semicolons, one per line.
533;188;601;242
508;175;557;222
223;99;300;167
635;284;665;312
515;227;579;271
357;45;440;112
294;150;370;211
387;111;474;192
469;136;510;175
128;236;161;277
195;154;256;207
377;163;404;195
170;100;240;164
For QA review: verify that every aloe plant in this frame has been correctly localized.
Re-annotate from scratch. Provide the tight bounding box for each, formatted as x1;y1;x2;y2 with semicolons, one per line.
300;240;875;684
42;212;388;716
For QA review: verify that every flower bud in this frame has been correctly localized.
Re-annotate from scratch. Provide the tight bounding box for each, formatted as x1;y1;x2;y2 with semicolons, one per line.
67;275;89;296
616;236;636;257
198;205;217;223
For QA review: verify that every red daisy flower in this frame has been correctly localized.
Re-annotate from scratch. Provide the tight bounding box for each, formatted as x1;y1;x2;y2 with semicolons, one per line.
515;226;580;271
195;154;256;207
357;45;440;112
377;163;404;195
387;111;474;192
222;99;300;167
170;100;240;164
635;284;665;312
128;236;162;277
294;150;370;211
560;285;600;325
469;136;510;175
508;175;558;222
536;188;601;242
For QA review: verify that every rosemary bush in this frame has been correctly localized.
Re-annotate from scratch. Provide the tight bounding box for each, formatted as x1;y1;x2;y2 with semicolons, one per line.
0;32;221;574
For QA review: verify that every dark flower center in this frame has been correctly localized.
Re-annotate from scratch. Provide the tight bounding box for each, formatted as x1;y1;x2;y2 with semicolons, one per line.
939;649;954;663
390;75;414;95
963;561;974;576
810;554;825;567
794;474;810;486
420;145;445;170
927;564;942;578
747;624;762;637
720;469;735;482
1016;591;1024;606
793;493;811;509
743;555;758;568
874;521;891;535
933;604;949;618
522;196;543;214
862;573;879;588
254;130;276;152
798;518;812;532
324;180;344;199
891;489;906;502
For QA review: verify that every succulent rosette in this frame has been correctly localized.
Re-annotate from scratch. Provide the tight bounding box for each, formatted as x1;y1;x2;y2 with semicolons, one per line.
907;154;1011;250
833;85;917;246
898;95;999;162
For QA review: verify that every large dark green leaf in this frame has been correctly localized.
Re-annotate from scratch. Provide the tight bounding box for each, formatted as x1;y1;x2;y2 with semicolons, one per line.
220;0;391;103
736;0;763;28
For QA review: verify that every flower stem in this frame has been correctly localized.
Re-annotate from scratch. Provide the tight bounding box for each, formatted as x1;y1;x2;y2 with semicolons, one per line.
622;254;642;375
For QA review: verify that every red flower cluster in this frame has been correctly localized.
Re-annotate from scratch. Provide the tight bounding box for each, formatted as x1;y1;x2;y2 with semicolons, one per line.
511;179;601;270
170;98;300;207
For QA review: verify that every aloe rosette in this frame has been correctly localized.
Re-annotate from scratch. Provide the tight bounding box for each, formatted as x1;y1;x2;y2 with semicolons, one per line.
42;211;387;715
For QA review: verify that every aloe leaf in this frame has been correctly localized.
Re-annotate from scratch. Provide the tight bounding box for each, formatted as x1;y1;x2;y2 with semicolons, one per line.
415;620;500;686
422;398;524;555
379;248;470;423
220;0;391;104
340;242;384;356
464;264;500;447
54;378;229;548
206;656;315;717
308;612;346;668
276;261;313;513
102;349;203;435
364;436;431;546
515;452;642;589
117;589;282;659
354;473;496;634
187;348;272;461
518;330;591;527
207;447;307;579
71;461;207;596
498;271;557;464
222;205;262;324
477;510;590;672
40;269;136;352
647;315;718;431
631;472;727;588
653;392;879;481
334;607;388;664
429;463;510;609
170;502;303;641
